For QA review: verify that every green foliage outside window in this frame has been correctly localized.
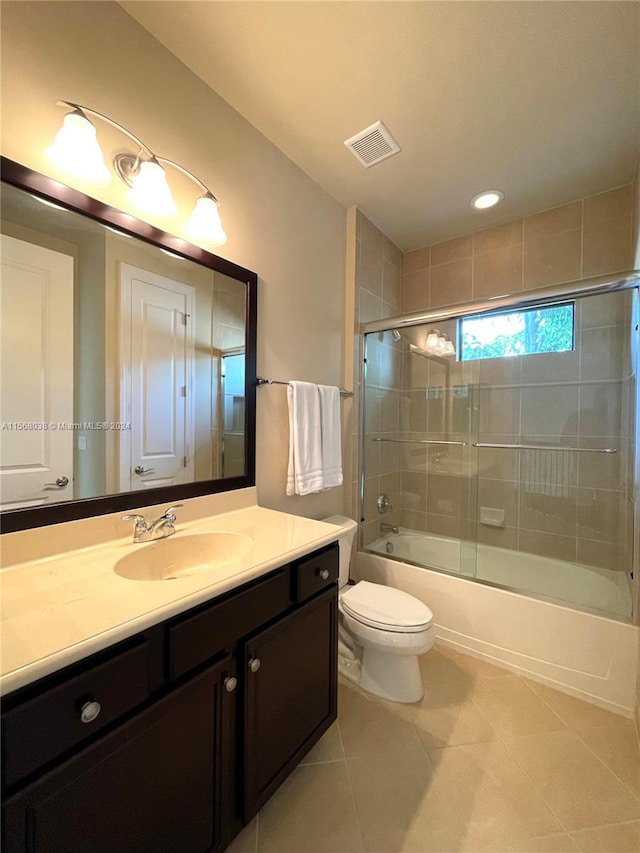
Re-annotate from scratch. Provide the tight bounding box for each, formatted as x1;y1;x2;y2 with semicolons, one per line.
460;303;574;361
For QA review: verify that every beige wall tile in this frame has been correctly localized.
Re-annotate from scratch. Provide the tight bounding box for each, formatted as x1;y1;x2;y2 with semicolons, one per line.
582;215;633;277
474;219;523;255
521;349;579;386
519;489;578;536
476;435;520;481
518;529;576;562
401;470;428;512
521;385;579;436
427;473;464;518
576;538;622;571
479;386;521;435
525;201;583;238
473;243;523;299
404;245;430;273
580;289;632;329
578;384;622;436
583;185;634;227
426;512;466;540
523;228;582;289
478;478;518;527
430;257;473;307
576;488;621;543
431;233;473;266
383;235;403;270
358;287;384;323
403;267;430;312
400;508;428;531
382;256;402;309
577;437;623;490
477;524;519;550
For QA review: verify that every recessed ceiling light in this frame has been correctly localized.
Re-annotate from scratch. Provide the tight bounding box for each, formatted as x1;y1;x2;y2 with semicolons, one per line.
470;190;504;210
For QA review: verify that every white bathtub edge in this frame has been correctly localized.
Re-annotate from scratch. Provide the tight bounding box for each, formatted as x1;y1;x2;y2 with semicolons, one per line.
354;551;639;717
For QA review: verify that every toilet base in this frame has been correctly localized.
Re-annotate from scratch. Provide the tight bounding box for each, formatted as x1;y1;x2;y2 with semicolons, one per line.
338;647;425;703
359;647;424;703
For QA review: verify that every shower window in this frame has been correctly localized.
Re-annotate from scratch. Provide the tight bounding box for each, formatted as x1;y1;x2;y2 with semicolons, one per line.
459;302;575;361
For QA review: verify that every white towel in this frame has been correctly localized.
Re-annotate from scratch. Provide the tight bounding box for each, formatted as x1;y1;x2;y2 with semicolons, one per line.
318;384;343;490
286;381;324;496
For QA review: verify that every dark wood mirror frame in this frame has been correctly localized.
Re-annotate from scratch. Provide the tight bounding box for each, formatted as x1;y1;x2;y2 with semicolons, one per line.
0;157;257;533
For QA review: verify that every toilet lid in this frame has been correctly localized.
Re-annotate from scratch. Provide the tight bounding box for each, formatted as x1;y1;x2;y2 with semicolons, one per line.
340;581;433;631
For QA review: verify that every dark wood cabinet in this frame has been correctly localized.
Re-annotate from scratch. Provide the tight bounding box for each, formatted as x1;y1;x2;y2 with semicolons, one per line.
243;587;337;819
1;543;339;853
3;656;236;853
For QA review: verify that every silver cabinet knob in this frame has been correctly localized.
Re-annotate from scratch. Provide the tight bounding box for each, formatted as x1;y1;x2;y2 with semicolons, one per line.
318;568;330;580
45;475;69;487
248;658;261;673
80;700;101;724
134;466;155;475
224;676;237;693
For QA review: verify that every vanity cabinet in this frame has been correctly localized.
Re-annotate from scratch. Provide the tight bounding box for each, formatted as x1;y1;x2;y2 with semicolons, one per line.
1;542;338;853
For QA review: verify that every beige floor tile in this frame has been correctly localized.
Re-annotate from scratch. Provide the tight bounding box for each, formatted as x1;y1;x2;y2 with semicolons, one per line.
338;682;423;757
470;677;566;738
525;681;623;730
257;761;364;852
412;680;497;748
576;719;640;796
347;741;562;852
420;645;512;685
570;820;640;852
300;722;344;765
227;818;257;853
502;834;579;852
504;729;640;831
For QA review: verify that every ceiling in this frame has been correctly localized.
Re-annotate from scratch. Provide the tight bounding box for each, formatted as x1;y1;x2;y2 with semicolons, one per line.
121;1;640;252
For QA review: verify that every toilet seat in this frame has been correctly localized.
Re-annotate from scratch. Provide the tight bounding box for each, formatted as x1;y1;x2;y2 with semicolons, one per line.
340;581;433;634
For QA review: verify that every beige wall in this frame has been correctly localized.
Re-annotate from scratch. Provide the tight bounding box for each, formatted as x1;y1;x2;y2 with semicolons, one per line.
404;185;635;313
1;1;347;519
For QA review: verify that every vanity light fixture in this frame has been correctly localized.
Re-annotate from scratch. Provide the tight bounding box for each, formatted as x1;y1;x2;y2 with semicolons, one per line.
470;189;504;210
414;332;455;357
48;101;227;246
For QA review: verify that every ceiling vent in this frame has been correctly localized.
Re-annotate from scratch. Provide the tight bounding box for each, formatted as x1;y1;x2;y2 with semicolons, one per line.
344;120;401;168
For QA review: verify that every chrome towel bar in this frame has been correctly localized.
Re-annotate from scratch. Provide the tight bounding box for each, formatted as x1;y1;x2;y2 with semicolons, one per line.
372;438;467;446
256;376;354;398
473;442;617;454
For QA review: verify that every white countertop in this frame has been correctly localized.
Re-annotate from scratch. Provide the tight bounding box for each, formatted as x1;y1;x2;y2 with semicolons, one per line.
0;505;343;695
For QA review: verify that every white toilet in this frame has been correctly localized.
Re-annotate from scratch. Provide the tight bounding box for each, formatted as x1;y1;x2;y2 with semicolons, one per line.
323;515;434;703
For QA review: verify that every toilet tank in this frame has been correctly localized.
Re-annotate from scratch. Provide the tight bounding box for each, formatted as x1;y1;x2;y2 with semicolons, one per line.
322;515;358;588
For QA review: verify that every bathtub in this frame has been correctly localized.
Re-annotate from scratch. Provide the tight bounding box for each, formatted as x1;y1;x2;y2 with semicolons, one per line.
356;530;639;715
368;530;632;619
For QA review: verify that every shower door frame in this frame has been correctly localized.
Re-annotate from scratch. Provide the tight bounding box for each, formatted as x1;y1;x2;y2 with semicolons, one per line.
359;269;640;625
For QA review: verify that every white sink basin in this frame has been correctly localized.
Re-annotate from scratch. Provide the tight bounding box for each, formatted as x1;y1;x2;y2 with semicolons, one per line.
114;532;253;581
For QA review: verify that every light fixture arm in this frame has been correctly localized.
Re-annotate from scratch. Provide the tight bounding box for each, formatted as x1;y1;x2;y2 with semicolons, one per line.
57;100;153;157
156;156;218;203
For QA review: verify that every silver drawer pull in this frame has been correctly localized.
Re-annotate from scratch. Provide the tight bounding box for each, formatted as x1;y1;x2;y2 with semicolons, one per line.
80;700;101;724
318;568;330;580
224;676;237;693
248;658;261;673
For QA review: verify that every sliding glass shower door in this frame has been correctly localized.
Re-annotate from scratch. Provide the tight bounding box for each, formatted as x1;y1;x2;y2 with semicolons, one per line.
361;287;637;620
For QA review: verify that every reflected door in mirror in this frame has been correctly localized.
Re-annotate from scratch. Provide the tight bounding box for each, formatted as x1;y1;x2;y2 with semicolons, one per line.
0;235;74;509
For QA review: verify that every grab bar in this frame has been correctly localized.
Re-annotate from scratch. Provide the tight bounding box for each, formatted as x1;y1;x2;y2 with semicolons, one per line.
372;438;467;446
473;442;617;454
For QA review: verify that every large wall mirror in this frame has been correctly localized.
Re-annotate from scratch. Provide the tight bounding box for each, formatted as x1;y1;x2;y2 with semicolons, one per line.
0;158;257;533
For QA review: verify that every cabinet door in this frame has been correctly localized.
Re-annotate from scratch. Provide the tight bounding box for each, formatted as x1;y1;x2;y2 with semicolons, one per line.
3;657;237;853
243;587;337;819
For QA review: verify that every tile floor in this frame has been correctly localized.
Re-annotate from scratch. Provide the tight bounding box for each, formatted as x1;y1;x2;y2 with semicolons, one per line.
228;645;640;853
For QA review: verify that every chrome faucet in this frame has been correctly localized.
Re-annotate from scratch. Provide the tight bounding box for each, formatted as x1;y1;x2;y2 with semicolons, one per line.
122;504;184;543
380;522;399;535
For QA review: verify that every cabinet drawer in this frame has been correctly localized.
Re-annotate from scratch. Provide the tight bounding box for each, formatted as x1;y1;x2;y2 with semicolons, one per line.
169;568;291;680
294;543;339;603
2;640;152;790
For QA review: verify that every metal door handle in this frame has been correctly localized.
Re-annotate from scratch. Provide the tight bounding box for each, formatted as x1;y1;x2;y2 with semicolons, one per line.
134;466;156;475
45;476;69;487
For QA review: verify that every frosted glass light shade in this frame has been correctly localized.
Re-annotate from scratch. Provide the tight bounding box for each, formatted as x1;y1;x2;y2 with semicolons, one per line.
128;159;177;216
46;111;111;185
186;194;227;246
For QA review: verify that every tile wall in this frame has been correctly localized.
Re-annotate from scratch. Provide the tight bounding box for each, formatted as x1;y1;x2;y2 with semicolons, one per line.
404;185;635;313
